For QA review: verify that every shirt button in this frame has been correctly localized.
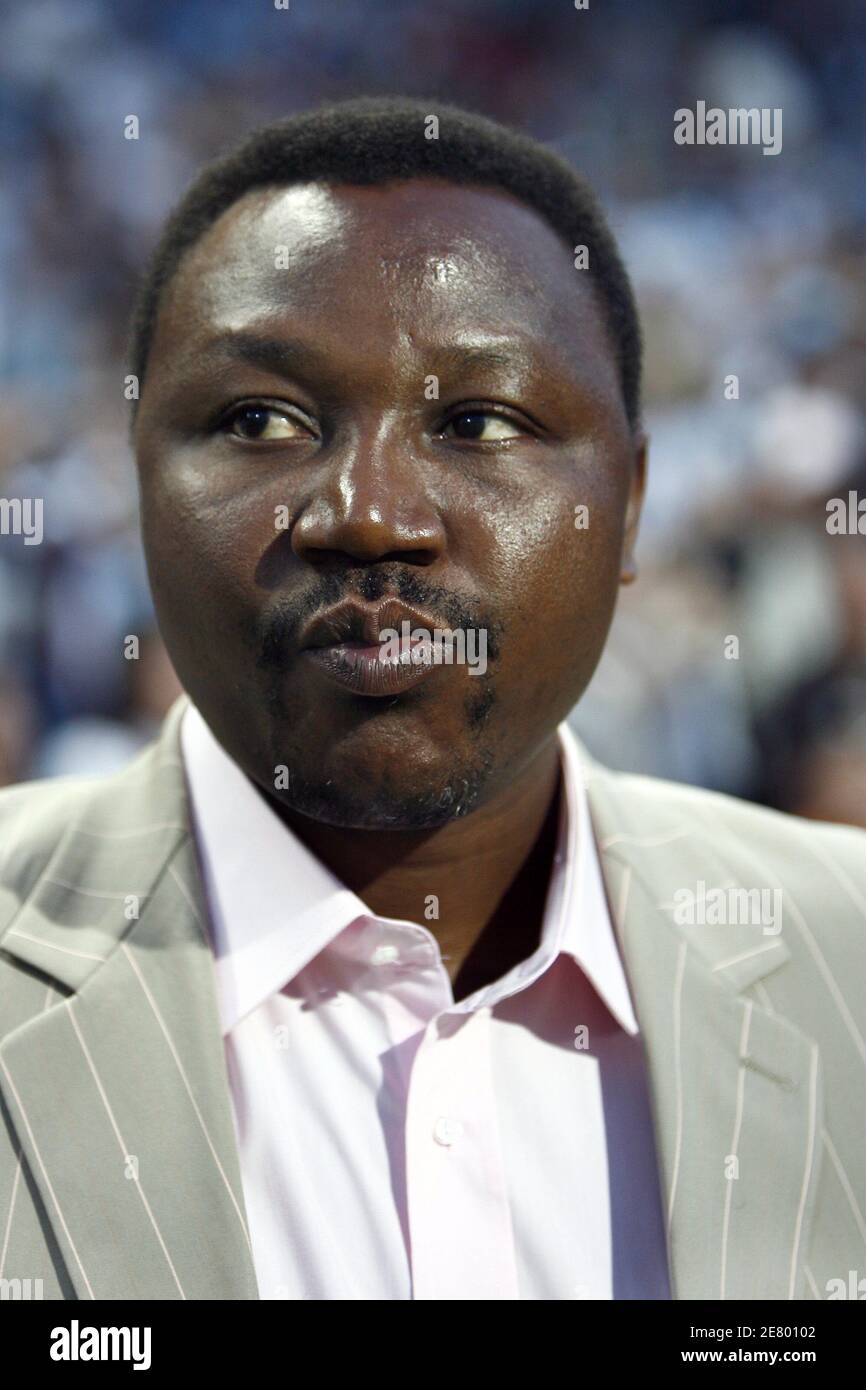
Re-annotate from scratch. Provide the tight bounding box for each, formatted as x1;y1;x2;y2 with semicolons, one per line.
371;943;400;965
432;1115;463;1147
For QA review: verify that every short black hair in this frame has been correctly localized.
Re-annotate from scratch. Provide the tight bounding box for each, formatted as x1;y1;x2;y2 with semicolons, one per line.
127;94;642;428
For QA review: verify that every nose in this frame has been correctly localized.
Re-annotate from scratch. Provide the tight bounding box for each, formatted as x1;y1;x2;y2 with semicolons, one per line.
291;424;446;568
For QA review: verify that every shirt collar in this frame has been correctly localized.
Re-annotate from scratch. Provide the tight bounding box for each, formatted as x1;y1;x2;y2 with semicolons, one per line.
180;702;638;1037
554;720;639;1035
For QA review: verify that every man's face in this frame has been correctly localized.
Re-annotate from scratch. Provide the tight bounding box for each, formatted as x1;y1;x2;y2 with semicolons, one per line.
133;178;645;828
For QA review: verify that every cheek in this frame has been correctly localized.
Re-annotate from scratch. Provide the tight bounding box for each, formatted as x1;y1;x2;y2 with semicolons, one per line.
477;473;627;716
138;457;263;661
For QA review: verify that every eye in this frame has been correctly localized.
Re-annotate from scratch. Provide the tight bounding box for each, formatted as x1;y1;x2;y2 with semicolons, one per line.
221;403;312;442
439;408;527;442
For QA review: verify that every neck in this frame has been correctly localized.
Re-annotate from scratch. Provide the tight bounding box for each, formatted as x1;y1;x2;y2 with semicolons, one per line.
267;733;563;994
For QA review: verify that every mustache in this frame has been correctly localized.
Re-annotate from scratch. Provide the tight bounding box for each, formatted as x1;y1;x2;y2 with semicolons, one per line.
254;567;502;672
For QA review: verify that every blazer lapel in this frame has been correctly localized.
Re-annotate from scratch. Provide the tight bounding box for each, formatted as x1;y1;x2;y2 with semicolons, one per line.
0;695;258;1300
580;746;823;1300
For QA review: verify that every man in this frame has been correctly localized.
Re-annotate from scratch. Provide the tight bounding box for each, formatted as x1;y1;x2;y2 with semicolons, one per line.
1;96;863;1302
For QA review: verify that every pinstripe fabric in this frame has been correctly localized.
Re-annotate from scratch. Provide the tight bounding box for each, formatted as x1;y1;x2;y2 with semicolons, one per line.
0;692;864;1300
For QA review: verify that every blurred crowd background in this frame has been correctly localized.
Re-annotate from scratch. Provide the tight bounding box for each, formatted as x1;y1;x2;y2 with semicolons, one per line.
0;0;864;825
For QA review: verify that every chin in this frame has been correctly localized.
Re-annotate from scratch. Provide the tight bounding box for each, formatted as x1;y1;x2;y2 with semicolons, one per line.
272;759;492;830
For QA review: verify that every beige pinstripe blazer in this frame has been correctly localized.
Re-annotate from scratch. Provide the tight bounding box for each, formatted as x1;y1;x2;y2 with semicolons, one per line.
0;692;864;1301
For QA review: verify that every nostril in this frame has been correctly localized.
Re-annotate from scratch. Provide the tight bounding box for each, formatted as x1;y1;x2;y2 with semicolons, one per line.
302;547;439;570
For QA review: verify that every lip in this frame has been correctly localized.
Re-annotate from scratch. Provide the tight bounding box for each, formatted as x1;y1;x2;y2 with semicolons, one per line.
303;637;438;696
299;598;446;698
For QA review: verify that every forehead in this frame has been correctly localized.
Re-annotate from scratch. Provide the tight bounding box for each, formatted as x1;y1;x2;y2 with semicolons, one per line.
148;177;620;395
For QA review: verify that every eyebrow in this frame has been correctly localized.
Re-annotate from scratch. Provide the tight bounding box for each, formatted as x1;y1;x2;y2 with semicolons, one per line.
194;332;333;377
433;340;534;375
192;331;549;381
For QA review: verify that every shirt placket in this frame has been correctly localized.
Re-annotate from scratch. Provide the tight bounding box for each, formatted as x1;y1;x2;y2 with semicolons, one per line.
405;1003;521;1300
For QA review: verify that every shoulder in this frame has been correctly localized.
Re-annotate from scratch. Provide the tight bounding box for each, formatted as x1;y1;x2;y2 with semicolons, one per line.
0;773;110;914
593;761;864;872
584;758;866;972
0;771;108;856
0;704;188;882
0;719;186;927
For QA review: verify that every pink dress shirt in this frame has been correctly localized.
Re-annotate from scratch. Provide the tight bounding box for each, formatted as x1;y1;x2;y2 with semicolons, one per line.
180;703;671;1300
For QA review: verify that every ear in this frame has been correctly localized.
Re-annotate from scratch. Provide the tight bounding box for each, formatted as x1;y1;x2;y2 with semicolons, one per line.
620;432;648;586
